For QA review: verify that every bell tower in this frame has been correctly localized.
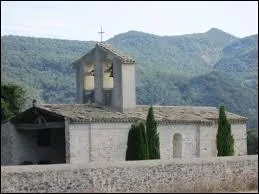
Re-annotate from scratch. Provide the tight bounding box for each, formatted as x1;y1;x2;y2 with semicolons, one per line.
73;43;136;113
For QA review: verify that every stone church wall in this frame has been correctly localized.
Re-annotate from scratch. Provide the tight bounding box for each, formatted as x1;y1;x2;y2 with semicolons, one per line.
199;123;247;157
90;123;131;161
69;123;201;163
121;64;136;112
2;121;247;166
68;122;247;164
158;124;199;159
1;155;258;193
231;123;247;155
199;124;218;157
68;124;90;163
68;123;131;163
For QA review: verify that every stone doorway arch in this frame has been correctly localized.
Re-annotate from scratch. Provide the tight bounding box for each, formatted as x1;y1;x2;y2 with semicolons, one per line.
173;133;182;158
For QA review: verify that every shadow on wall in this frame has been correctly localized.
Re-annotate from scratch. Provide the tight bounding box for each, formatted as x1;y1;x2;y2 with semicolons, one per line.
20;160;51;165
21;161;33;165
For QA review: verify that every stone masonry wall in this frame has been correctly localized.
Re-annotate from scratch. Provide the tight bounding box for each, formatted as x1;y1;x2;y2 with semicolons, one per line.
2;121;247;166
1;155;258;193
199;124;218;157
199;123;247;157
68;123;247;164
158;124;199;159
121;63;136;112
90;123;131;161
68;124;90;163
68;123;200;163
231;123;247;156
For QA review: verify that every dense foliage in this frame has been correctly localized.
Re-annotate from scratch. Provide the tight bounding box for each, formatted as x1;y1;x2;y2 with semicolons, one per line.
139;121;149;159
125;121;149;160
217;105;235;156
247;128;258;155
1;29;258;129
1;35;95;104
146;106;160;159
1;83;26;121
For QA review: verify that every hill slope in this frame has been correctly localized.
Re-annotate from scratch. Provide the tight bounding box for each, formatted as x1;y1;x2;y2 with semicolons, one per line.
180;35;258;128
1;29;257;128
107;28;237;78
214;34;258;88
1;35;95;104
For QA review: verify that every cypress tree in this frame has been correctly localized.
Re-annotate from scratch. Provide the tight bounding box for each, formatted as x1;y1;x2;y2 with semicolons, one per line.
125;123;136;161
146;106;160;159
125;121;149;160
216;105;235;156
139;121;149;160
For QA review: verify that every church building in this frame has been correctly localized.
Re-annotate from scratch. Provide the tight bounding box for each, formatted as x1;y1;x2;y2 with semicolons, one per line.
1;43;248;165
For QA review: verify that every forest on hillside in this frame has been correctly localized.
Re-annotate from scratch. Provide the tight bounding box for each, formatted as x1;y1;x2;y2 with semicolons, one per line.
1;29;258;128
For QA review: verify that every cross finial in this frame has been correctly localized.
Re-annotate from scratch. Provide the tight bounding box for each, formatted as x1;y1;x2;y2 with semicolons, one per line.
98;26;105;43
32;99;37;107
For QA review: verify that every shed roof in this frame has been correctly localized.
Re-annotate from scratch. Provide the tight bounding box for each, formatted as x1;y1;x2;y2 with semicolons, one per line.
36;104;247;125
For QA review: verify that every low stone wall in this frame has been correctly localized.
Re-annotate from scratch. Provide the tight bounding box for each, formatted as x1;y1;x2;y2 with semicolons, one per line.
1;155;258;193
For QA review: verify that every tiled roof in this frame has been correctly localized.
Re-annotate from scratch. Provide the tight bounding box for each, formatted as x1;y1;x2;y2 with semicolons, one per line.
37;104;247;125
96;43;136;64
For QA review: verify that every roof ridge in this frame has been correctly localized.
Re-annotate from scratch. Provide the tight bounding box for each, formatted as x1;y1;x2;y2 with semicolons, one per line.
137;105;217;108
96;42;135;64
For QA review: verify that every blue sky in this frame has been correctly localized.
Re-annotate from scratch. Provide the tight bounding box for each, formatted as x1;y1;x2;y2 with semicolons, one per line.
1;1;258;41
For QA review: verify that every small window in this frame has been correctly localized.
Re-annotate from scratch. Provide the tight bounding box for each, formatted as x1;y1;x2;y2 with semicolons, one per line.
37;129;51;146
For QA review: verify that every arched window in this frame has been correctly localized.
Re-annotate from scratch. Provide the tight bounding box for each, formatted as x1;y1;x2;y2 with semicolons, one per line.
173;133;182;158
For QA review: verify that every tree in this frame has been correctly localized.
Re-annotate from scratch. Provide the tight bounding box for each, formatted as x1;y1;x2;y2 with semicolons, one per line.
125;121;149;161
146;106;160;159
216;105;235;156
247;128;258;155
139;121;149;159
1;83;26;121
1;98;12;121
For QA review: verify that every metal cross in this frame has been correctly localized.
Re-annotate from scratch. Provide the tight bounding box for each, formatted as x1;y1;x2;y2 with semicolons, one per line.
98;26;105;42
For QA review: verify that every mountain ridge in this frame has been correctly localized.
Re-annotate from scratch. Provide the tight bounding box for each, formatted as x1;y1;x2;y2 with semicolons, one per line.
1;29;258;128
2;27;241;42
